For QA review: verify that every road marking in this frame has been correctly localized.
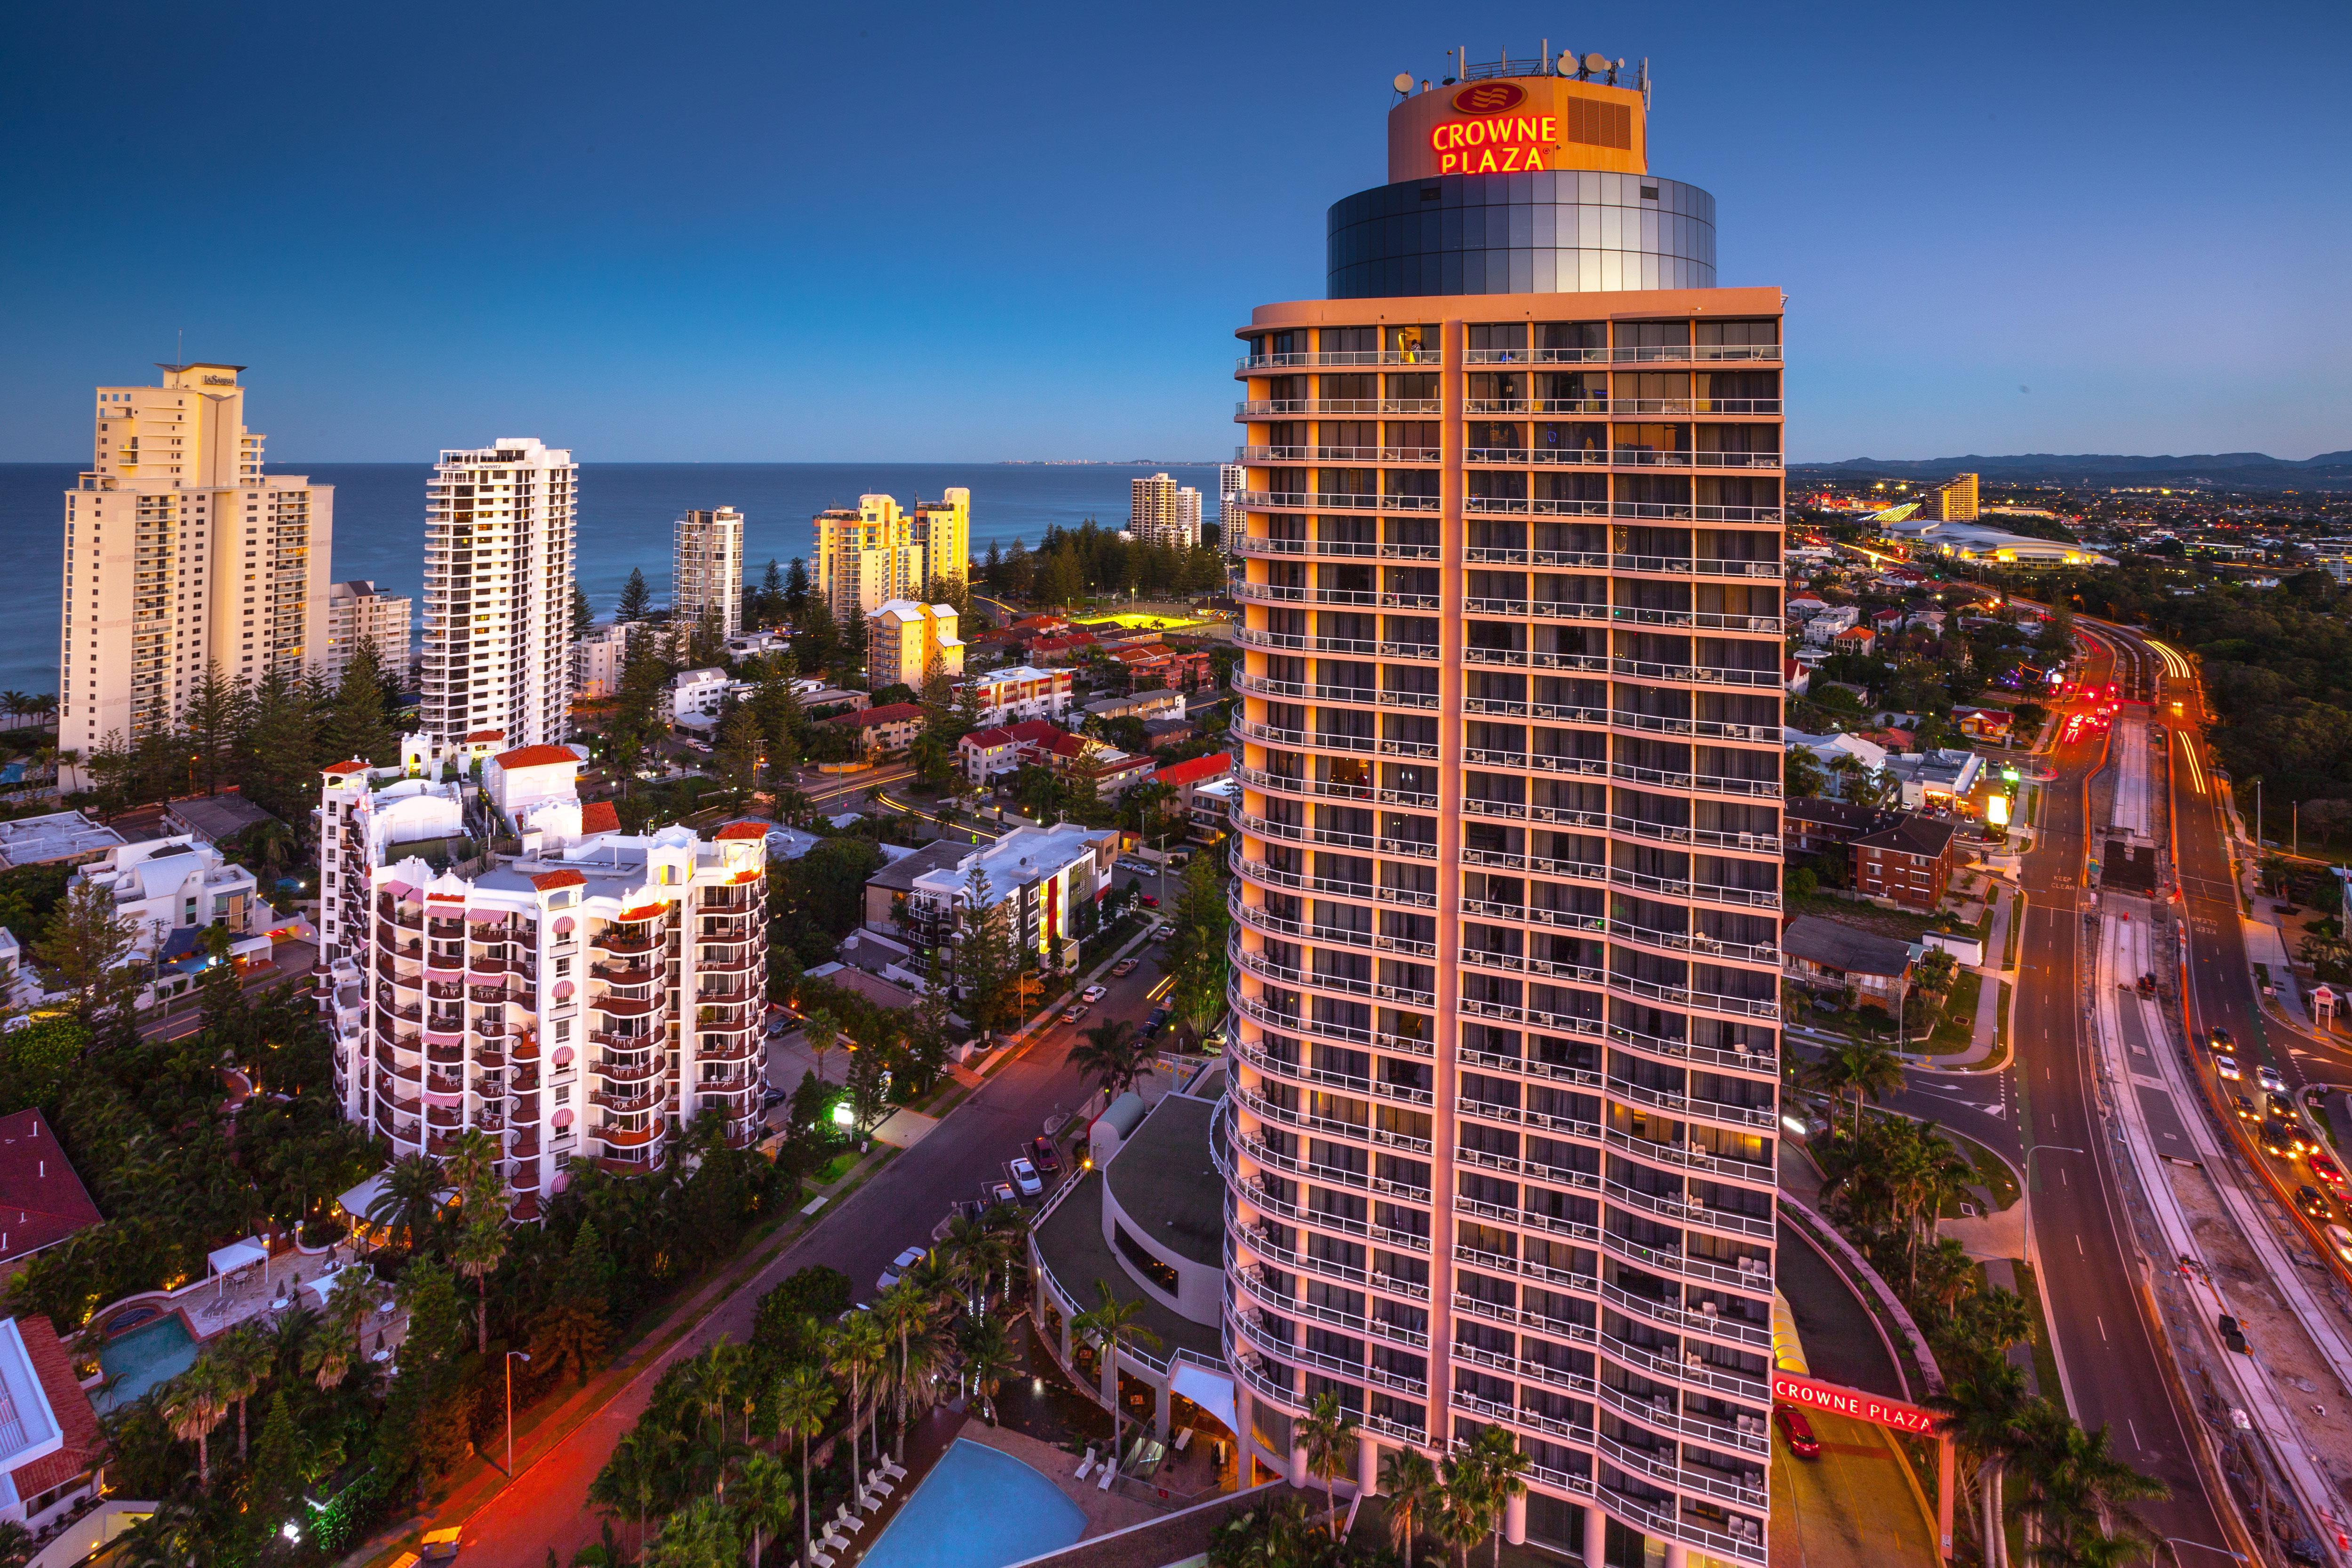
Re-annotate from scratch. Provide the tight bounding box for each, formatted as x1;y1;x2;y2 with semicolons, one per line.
2076;1234;2084;1255
2128;1417;2144;1452
2097;1315;2108;1342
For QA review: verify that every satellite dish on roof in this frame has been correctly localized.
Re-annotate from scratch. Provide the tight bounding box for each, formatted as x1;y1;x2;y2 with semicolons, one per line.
1558;50;1575;73
1582;52;1609;73
1393;72;1414;93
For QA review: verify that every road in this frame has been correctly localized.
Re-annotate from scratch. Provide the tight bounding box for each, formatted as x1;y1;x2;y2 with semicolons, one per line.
447;928;1180;1567
1877;631;2232;1555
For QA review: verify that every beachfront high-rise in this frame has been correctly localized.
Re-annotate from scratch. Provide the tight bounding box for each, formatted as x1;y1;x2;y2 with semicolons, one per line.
1222;52;1782;1565
672;506;745;641
58;364;332;761
812;489;970;624
1130;471;1204;549
417;439;578;751
324;579;414;685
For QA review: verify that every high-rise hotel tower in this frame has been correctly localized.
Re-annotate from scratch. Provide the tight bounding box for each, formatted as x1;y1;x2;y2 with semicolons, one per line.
418;439;578;751
60;364;332;764
1222;53;1782;1566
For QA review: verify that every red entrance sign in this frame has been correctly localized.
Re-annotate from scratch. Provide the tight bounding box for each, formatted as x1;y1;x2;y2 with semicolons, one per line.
1772;1371;1943;1435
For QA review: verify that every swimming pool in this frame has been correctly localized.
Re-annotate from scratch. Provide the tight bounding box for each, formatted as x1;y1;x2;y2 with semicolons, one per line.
96;1313;198;1414
855;1439;1088;1568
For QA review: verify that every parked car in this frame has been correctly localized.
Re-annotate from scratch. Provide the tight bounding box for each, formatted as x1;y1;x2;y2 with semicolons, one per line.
1009;1157;1042;1198
2256;1065;2289;1096
1139;894;1160;908
985;1180;1017;1208
1029;1136;1063;1177
2214;1055;2241;1081
1112;958;1140;978
1061;1003;1089;1024
1154;923;1177;940
877;1245;928;1293
2295;1186;2335;1223
1082;984;1108;1003
1774;1405;1821;1460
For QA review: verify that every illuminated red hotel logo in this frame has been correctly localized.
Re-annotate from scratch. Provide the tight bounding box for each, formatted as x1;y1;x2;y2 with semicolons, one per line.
1429;110;1563;174
1771;1371;1944;1435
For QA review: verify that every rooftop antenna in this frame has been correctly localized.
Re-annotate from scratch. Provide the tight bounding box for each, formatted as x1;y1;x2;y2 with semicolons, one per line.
1541;39;1549;73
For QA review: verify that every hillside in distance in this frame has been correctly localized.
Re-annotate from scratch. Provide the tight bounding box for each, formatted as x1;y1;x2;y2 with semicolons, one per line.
1792;451;2352;490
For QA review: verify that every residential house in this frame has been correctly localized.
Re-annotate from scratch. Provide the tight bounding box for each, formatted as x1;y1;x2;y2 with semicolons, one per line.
1154;751;1233;812
1781;797;1902;876
1781;914;1918;1006
1851;813;1961;911
1801;605;1859;646
1882;748;1984;813
1832;625;1877;657
1186;775;1237;840
1784;730;1890;796
1952;707;2013;745
1782;660;1811;697
874;824;1119;972
664;667;732;724
959;727;1026;785
1027;632;1099;666
1140;716;1196;750
70;836;264;960
828;701;925;757
1095;754;1156;798
162;791;279;848
0;1314;106;1535
964;664;1073;725
0;1112;103;1280
1786;595;1830;622
1084;690;1186;724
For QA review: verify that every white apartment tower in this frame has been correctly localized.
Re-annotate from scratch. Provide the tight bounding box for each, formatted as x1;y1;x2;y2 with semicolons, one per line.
1220;463;1247;556
59;364;333;760
673;507;745;641
314;744;770;1208
325;580;414;685
812;489;969;623
1130;472;1204;549
419;439;577;751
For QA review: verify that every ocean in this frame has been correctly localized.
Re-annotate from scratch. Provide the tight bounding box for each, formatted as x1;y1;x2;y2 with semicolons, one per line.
0;462;1224;695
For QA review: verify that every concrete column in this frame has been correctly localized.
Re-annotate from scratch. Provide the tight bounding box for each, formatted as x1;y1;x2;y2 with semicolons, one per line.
1503;1489;1527;1545
1584;1502;1607;1567
1155;1377;1172;1438
1236;1380;1255;1452
1290;1441;1310;1487
1664;1540;1688;1568
1357;1434;1379;1496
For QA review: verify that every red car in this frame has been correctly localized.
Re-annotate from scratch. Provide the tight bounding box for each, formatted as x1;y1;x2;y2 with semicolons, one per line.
1775;1405;1821;1459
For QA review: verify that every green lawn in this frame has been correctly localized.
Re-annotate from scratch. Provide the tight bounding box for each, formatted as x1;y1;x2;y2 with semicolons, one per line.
1923;971;1984;1054
1936;1127;2021;1212
2007;1260;2065;1400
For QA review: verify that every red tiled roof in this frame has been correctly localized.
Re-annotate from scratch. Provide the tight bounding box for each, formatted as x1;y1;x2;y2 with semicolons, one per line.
713;821;769;841
1155;752;1233;788
1099;755;1154;776
529;870;587;891
1044;732;1089;758
961;728;1017;750
464;729;508;743
578;801;621;835
320;759;368;776
1005;719;1061;746
832;702;925;728
495;744;581;769
7;1316;101;1500
0;1112;102;1269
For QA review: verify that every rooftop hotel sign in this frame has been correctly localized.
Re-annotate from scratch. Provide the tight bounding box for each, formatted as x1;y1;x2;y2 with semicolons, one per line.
1387;74;1648;182
1771;1370;1943;1434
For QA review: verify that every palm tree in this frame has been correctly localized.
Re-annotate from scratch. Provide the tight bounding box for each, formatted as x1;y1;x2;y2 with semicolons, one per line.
1380;1445;1441;1561
801;1009;841;1085
1807;1035;1907;1139
591;1424;674;1559
772;1365;837;1568
1066;1018;1152;1103
732;1449;796;1568
207;1325;271;1465
825;1311;888;1492
303;1311;358;1390
1466;1425;1530;1568
366;1153;448;1253
1431;1454;1491;1568
1298;1391;1358;1539
958;1311;1016;1424
2021;1410;2168;1553
1072;1280;1163;1477
160;1357;232;1488
1929;1363;2038;1568
453;1213;508;1355
873;1280;935;1460
0;1520;32;1568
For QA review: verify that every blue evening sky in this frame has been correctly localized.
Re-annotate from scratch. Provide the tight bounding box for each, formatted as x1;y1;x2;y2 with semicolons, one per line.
3;0;2345;463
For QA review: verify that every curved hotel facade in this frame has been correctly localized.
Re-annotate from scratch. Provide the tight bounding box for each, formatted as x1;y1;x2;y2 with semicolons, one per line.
1221;55;1782;1566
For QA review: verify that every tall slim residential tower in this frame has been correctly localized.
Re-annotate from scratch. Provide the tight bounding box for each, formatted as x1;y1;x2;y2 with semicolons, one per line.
324;580;414;685
672;507;745;641
418;439;578;751
812;489;969;622
1220;463;1248;555
59;365;333;761
1223;54;1782;1566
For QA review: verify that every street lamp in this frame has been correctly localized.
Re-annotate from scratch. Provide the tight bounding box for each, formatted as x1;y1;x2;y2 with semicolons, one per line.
505;1350;532;1476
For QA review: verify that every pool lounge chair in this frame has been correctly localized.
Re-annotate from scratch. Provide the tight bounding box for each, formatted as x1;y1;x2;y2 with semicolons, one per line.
819;1525;850;1552
809;1550;836;1568
880;1456;909;1480
858;1488;885;1512
1096;1459;1116;1491
1074;1446;1098;1479
831;1504;864;1535
864;1468;895;1496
